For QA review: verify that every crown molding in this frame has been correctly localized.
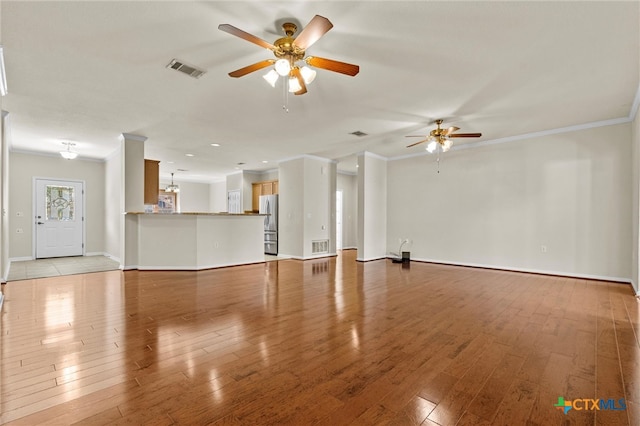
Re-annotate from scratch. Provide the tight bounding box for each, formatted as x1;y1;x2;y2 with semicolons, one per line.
357;151;388;161
120;133;147;143
278;154;336;164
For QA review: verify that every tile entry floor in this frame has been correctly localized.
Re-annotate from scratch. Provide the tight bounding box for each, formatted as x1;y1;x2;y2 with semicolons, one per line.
8;255;287;281
7;256;120;281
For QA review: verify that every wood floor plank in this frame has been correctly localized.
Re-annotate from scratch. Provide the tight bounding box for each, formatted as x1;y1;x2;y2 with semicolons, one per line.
1;251;637;425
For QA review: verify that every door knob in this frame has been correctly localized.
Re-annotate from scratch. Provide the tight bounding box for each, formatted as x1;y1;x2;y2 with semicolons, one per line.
37;222;44;225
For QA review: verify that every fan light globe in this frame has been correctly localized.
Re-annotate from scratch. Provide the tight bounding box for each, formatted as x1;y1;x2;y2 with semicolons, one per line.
60;141;78;160
300;66;316;84
288;77;302;93
263;70;279;87
442;139;453;152
60;151;78;160
426;141;438;153
275;59;291;76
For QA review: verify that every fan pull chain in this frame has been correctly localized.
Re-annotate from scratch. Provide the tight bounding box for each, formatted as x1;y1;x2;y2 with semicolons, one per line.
282;78;290;113
436;149;441;173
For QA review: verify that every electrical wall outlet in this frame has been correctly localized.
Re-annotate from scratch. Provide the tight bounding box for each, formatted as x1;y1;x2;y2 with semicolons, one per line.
16;211;24;217
16;228;23;234
541;245;547;253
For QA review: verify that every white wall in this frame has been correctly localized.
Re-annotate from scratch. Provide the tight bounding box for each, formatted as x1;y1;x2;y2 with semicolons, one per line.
260;169;279;182
123;135;145;213
9;152;106;259
209;181;226;213
279;157;336;259
387;123;632;281
159;180;210;212
302;157;336;258
1;112;9;281
631;101;639;293
226;171;243;211
242;171;261;213
337;172;358;249
104;148;122;260
278;158;304;257
357;152;387;261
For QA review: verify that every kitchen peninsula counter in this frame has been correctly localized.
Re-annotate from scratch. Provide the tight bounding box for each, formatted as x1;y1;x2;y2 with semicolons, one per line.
123;212;266;270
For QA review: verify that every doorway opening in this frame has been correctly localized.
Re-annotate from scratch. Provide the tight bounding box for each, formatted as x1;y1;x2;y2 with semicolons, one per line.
228;189;241;213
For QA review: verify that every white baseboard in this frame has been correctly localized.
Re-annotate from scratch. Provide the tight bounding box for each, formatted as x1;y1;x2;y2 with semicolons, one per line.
265;254;294;260
280;253;337;260
357;256;387;262
9;256;33;262
404;256;632;284
134;259;266;271
104;253;121;264
85;252;107;257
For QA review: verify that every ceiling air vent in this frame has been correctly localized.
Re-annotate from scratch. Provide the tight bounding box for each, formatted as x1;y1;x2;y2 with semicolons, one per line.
166;59;206;79
350;130;368;137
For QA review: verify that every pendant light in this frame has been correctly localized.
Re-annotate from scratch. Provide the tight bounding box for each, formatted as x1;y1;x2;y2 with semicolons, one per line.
60;142;78;160
165;172;179;193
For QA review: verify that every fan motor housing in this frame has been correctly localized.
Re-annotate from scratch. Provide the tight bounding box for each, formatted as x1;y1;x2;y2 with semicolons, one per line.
274;38;305;61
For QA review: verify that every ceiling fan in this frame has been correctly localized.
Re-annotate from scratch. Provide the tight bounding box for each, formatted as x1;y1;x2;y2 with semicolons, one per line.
218;15;359;95
406;119;482;153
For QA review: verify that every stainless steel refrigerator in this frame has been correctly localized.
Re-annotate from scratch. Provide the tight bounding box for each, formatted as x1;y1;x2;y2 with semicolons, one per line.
259;194;278;255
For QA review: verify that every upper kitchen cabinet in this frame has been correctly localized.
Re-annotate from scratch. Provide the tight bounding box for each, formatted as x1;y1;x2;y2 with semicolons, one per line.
144;159;160;204
252;180;279;212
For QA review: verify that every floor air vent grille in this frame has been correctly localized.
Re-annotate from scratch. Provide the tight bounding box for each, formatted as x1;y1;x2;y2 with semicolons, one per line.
312;240;329;254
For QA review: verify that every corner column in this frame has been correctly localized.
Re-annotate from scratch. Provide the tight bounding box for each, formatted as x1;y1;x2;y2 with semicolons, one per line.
120;133;147;269
357;151;387;261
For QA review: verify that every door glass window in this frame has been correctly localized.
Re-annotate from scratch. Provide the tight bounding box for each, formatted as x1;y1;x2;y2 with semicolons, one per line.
46;185;75;221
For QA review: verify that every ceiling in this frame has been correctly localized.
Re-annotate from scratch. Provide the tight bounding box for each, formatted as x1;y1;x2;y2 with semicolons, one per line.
1;1;639;182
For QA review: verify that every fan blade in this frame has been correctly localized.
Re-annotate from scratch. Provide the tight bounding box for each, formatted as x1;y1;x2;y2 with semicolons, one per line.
406;139;429;148
443;126;460;135
218;24;275;50
305;56;359;76
293;15;333;50
405;135;428;138
291;67;307;95
228;60;275;78
448;133;482;138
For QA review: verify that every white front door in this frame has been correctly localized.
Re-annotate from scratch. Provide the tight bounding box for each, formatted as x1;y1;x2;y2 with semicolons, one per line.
35;179;84;258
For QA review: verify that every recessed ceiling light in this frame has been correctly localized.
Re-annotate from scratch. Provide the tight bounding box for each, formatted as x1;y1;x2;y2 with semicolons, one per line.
262;160;268;163
210;143;220;147
166;161;175;164
185;153;194;157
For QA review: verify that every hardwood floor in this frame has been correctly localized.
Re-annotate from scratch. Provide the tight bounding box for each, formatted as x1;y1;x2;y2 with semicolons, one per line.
1;250;638;425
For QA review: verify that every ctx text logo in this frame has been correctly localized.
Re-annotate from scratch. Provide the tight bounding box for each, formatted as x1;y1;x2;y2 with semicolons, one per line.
554;396;627;414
